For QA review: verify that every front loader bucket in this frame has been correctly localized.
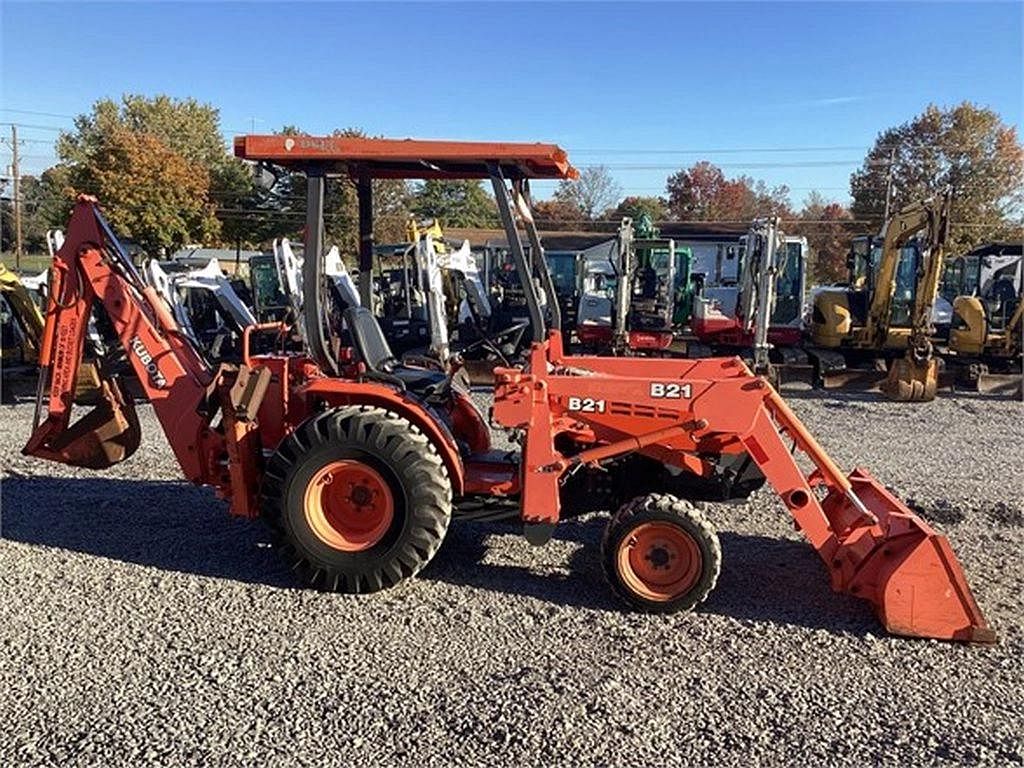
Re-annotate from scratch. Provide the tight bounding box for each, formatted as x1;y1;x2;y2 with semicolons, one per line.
880;356;938;401
821;469;994;642
23;377;141;470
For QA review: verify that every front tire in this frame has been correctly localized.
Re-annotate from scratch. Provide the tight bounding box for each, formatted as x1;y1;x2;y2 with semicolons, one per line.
262;406;452;593
601;494;721;613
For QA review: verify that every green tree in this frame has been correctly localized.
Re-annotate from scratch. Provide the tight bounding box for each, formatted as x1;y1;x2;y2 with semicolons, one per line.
78;128;218;253
611;195;668;223
554;165;621;219
4;167;76;253
410;180;496;227
851;102;1024;254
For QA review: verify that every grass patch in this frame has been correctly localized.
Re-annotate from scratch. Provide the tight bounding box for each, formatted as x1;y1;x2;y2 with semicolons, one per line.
0;253;52;274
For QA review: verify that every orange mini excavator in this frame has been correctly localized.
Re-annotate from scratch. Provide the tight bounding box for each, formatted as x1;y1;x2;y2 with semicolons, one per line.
24;134;992;642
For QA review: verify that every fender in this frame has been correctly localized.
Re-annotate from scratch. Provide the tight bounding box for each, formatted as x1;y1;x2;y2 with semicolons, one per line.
297;378;467;495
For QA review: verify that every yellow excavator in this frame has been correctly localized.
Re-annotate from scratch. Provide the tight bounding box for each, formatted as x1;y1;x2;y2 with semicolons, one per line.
1;262;101;401
1;262;45;373
810;189;952;401
949;289;1022;396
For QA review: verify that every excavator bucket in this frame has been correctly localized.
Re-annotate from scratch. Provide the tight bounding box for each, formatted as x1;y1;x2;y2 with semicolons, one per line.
820;469;994;642
23;376;141;470
880;356;938;401
966;369;1024;398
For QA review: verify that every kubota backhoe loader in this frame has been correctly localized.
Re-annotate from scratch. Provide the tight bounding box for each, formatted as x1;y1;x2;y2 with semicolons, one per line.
809;190;952;401
23;135;991;642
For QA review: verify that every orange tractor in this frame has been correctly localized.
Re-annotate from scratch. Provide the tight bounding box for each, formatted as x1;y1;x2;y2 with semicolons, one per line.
24;135;992;642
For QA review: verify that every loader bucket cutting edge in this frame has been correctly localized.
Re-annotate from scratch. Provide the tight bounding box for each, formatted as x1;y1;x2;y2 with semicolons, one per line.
821;469;995;643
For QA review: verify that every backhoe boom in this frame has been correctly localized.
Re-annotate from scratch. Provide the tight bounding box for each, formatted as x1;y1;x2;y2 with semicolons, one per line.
24;198;261;514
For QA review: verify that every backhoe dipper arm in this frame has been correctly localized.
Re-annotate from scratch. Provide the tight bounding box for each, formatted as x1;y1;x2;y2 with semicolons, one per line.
24;198;220;483
907;188;952;357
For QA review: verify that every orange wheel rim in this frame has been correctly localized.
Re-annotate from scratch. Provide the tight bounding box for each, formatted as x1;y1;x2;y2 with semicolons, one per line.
303;460;395;552
616;521;702;602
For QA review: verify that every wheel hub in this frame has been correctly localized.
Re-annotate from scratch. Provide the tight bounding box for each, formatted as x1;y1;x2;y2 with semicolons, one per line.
304;460;395;552
349;484;373;507
617;521;702;601
645;545;672;570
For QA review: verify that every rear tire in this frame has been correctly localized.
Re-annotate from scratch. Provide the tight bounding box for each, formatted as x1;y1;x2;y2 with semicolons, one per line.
262;405;452;593
601;494;721;613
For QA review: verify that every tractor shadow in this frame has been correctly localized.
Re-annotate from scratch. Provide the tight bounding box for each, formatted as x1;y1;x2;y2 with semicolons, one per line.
2;476;875;636
423;515;877;636
0;475;296;588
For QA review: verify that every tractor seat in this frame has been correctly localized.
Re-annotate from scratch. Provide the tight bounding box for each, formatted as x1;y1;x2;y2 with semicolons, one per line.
343;306;448;394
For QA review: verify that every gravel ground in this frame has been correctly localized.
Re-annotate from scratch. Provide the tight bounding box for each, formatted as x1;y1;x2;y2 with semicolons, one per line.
1;391;1022;767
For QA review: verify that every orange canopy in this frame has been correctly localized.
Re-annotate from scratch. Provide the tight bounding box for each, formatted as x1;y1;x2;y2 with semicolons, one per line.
233;135;578;180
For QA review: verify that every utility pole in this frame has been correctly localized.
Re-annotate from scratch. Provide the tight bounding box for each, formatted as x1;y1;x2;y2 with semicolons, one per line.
11;125;23;269
881;147;896;229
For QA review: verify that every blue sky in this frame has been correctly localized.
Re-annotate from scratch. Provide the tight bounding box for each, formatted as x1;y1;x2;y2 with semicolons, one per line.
1;1;1021;205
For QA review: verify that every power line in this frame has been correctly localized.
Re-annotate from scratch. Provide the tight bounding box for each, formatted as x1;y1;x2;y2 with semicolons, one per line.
569;145;873;155
581;160;872;171
0;108;75;120
0;153;59;160
0;122;65;133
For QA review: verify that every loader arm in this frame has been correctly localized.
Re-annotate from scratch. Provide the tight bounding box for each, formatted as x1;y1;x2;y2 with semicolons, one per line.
493;334;993;642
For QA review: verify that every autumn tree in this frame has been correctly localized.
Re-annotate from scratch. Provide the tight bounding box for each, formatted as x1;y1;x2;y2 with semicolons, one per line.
58;94;249;208
532;199;581;228
73;128;218;252
793;191;855;284
851;102;1024;254
54;94;244;249
554;165;622;219
611;195;668;223
665;161;790;221
409;180;496;228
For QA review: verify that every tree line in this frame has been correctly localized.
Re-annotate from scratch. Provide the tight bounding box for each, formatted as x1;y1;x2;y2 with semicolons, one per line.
2;95;1021;284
